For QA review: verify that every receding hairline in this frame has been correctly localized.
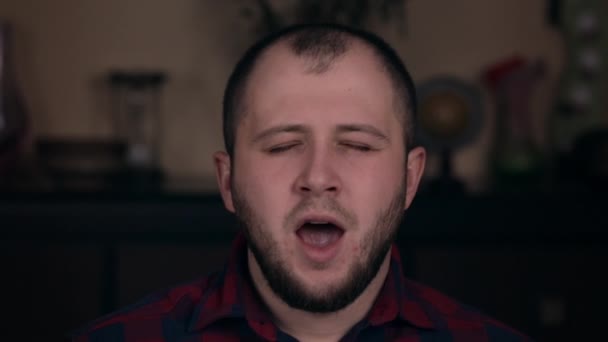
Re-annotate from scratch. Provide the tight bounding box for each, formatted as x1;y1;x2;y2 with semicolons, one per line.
239;35;410;123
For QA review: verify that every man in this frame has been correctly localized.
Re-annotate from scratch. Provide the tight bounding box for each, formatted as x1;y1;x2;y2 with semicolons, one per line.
73;24;531;341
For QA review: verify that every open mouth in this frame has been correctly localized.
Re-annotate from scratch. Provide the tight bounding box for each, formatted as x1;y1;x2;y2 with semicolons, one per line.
296;221;345;249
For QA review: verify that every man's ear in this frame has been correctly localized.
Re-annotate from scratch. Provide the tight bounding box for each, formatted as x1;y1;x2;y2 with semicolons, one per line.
213;151;235;213
404;146;426;210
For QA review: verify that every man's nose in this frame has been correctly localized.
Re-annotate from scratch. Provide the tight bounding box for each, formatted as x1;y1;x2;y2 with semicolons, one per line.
294;146;341;197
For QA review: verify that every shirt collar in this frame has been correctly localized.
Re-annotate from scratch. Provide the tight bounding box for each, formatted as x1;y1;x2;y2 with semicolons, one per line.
367;246;436;330
189;232;438;337
188;232;277;340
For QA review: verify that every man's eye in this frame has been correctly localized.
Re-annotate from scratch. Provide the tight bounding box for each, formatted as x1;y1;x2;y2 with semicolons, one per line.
341;142;374;152
267;143;299;154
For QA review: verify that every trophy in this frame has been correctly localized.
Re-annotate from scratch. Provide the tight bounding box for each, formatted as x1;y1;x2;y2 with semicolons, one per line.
415;77;483;195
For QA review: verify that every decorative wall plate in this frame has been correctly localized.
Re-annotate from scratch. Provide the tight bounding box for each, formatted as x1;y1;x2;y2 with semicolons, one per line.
415;77;483;152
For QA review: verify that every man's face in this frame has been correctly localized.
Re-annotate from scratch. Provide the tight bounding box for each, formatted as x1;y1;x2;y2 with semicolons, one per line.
215;43;425;312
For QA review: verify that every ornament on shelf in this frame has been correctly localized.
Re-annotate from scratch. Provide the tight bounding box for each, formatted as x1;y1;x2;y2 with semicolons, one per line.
108;70;168;188
0;21;29;179
483;56;546;192
549;0;606;190
415;76;483;195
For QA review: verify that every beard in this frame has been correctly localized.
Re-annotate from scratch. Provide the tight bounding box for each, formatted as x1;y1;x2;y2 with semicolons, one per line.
232;180;406;314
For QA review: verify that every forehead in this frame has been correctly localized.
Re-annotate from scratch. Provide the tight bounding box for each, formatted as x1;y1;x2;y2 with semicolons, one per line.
240;41;398;129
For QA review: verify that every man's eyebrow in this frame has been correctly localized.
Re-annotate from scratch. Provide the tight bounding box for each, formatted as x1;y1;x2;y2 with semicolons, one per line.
252;124;308;143
336;124;390;142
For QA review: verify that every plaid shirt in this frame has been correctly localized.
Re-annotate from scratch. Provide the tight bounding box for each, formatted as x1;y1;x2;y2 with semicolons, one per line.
72;233;532;341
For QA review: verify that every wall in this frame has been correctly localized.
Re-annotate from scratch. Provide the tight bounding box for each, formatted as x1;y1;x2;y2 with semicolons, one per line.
0;0;564;192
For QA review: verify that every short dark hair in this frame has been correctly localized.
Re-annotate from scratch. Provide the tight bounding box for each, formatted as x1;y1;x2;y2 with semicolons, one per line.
222;23;417;157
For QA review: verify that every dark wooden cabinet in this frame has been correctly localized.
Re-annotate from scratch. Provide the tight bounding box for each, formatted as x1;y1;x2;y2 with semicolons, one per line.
1;192;606;341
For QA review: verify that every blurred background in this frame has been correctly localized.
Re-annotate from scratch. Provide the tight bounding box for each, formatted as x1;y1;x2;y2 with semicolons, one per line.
0;0;606;341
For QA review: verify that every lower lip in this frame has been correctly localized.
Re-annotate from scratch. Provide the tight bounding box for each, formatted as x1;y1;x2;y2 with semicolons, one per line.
295;230;344;264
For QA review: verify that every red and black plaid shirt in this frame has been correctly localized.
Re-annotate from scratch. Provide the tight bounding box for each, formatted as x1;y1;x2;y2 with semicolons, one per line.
72;233;532;341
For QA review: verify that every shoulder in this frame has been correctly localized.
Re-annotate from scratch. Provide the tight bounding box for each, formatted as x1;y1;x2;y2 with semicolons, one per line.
401;278;534;341
70;272;221;342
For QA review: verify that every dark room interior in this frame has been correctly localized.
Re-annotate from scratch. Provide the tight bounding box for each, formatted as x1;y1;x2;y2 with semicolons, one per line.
1;1;606;341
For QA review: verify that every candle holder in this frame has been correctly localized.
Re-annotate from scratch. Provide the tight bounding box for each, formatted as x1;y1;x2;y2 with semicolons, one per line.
108;70;167;188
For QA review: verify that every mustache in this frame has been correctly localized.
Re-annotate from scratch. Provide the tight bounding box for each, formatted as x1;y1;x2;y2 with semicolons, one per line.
285;197;357;228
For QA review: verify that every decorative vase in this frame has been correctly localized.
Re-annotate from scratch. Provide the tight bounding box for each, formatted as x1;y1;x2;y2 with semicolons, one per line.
0;21;28;178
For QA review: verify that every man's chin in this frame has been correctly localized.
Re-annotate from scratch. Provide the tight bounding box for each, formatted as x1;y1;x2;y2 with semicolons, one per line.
269;265;370;313
289;272;349;296
281;289;355;313
288;278;346;300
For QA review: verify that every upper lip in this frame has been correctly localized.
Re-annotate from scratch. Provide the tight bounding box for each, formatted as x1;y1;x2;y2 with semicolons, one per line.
294;214;345;231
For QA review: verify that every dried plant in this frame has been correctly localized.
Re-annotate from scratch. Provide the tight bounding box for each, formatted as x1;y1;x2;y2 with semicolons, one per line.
240;0;407;35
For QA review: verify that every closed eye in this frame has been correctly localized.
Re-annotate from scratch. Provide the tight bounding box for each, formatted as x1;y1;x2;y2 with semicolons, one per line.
340;142;376;152
266;143;301;154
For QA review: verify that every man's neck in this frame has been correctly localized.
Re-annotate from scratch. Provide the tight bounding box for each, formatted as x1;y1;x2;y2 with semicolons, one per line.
247;249;392;342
